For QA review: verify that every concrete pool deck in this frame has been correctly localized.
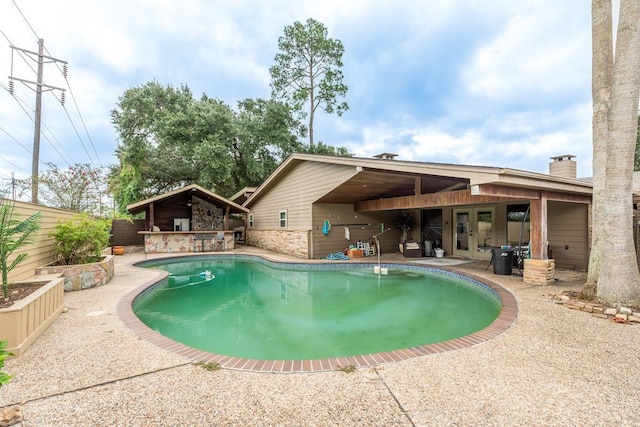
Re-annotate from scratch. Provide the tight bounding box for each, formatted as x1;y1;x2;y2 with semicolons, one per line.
1;247;639;426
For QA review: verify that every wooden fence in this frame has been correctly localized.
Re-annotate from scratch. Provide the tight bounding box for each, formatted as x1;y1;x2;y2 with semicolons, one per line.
2;198;76;282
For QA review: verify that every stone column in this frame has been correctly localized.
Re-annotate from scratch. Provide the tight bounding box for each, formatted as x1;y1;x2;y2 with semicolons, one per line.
523;259;555;285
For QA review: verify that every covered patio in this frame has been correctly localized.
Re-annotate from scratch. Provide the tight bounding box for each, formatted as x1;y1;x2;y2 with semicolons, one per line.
126;184;249;254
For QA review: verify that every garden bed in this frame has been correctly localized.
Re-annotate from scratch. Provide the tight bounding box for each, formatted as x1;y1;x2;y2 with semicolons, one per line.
35;255;114;292
0;277;64;356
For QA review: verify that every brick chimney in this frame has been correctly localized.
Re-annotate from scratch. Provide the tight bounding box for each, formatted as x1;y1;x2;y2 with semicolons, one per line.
549;155;576;179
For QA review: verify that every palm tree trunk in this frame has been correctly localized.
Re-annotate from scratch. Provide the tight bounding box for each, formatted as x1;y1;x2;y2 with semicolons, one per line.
585;0;613;296
598;0;640;305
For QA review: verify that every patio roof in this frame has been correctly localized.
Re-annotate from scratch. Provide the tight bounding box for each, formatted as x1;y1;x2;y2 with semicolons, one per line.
245;153;593;207
127;184;249;215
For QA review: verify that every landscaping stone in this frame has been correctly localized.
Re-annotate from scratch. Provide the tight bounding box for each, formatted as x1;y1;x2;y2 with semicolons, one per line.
554;291;639;325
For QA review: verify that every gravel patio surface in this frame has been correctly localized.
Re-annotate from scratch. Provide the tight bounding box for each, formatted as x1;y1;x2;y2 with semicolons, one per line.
1;248;638;426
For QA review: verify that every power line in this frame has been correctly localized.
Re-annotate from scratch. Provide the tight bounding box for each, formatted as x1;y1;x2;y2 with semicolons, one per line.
63;77;103;168
0;154;29;175
6;3;103;176
8;39;68;203
11;0;40;42
1;82;73;167
9;2;103;169
0;122;32;155
61;105;97;169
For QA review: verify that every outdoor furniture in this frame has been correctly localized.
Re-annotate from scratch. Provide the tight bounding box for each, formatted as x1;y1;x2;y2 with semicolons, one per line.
356;241;376;256
403;241;422;258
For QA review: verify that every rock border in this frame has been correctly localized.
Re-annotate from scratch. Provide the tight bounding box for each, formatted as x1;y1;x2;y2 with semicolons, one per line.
552;291;640;324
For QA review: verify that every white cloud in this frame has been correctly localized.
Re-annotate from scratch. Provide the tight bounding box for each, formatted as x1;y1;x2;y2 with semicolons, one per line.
0;0;603;189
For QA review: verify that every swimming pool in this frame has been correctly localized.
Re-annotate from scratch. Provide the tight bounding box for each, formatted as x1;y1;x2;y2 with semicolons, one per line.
120;255;517;371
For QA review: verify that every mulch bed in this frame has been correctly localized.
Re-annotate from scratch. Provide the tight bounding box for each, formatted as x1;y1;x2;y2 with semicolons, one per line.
0;283;46;309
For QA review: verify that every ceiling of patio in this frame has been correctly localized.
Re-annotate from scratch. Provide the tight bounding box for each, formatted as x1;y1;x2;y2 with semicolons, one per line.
315;170;469;204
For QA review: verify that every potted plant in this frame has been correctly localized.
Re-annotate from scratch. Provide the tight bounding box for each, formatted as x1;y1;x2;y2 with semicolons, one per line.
394;211;414;249
36;213;114;291
0;199;41;300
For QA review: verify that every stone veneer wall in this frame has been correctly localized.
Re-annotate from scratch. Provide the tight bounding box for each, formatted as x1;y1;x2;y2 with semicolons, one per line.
246;229;309;258
144;233;234;253
191;196;223;231
35;255;115;292
523;258;555;286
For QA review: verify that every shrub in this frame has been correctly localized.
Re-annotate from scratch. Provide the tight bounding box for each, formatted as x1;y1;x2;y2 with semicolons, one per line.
50;214;111;265
0;340;13;388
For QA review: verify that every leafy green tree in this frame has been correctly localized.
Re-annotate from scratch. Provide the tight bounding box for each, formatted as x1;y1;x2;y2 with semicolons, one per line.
0;199;41;299
17;164;107;214
270;18;349;147
302;141;352;157
109;82;307;211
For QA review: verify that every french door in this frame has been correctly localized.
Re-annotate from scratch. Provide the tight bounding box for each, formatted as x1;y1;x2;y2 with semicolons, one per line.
453;207;495;258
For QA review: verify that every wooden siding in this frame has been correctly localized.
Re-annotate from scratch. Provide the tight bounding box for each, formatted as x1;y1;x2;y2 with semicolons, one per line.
311;204;401;258
249;162;357;231
3;199;77;282
548;201;589;269
356;189;509;211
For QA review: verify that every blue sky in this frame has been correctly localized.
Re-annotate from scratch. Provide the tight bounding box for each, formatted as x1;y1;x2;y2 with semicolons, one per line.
0;0;615;194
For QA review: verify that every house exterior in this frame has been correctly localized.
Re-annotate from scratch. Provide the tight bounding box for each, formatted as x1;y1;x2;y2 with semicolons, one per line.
243;153;593;284
126;184;249;253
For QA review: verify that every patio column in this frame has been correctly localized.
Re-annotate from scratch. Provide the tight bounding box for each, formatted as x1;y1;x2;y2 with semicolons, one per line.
149;202;155;230
525;193;555;285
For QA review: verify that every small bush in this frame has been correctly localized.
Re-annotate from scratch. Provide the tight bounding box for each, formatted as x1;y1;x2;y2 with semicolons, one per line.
337;364;357;373
193;361;220;372
50;214;111;265
0;340;14;388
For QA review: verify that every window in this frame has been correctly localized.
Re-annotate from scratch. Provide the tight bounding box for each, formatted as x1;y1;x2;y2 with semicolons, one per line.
507;204;530;246
248;213;254;228
279;210;287;228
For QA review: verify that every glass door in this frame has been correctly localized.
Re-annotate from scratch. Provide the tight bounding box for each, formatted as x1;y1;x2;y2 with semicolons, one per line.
453;207;494;258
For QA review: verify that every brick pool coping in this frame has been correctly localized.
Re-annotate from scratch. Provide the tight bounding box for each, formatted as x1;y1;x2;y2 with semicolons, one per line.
116;255;518;373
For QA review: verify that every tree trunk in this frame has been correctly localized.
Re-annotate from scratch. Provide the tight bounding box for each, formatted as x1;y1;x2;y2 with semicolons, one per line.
584;0;613;296
597;0;640;306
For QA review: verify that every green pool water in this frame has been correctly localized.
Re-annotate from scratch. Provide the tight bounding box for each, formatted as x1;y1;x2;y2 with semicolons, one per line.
134;257;501;360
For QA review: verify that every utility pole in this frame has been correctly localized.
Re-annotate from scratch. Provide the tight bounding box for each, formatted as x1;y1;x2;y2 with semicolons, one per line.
0;172;16;200
8;39;67;204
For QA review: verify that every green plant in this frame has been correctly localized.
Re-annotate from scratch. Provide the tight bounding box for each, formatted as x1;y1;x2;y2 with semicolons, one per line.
0;199;42;299
50;213;111;265
0;340;14;387
395;211;414;243
193;361;220;372
337;364;357;373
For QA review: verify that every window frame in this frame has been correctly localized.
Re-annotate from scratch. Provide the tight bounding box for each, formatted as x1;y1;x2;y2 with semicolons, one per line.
278;210;287;228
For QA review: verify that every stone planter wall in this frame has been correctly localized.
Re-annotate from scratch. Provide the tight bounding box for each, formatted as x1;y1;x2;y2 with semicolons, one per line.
35;255;114;292
246;229;309;258
0;277;64;356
